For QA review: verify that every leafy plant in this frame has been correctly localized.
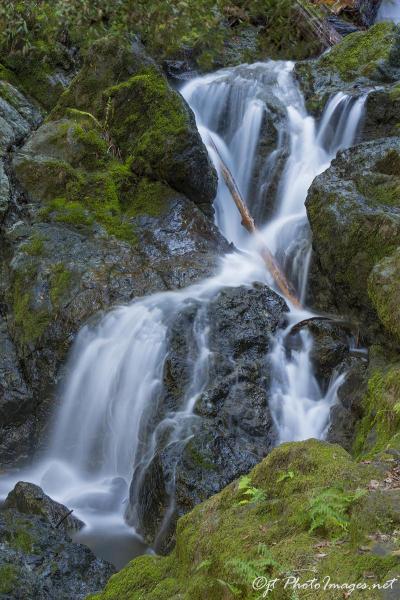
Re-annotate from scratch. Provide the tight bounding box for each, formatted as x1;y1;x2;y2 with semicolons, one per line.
305;487;366;537
224;544;281;591
236;475;266;505
277;470;295;483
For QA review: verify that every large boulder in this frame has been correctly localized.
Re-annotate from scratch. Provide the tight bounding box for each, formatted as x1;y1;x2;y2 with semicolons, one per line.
127;283;288;552
50;36;217;214
306;137;400;340
363;83;400;141
92;439;400;600
368;248;400;344
296;22;400;114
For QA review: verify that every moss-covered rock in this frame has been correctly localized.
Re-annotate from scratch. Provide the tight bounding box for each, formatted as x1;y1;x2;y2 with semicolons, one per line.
354;360;400;459
91;439;400;600
296;23;400;115
368;249;400;344
306;137;400;338
4;481;83;531
51;36;217;213
0;505;114;599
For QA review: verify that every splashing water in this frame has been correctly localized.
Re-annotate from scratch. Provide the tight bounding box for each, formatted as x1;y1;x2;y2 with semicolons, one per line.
0;61;366;566
376;0;400;24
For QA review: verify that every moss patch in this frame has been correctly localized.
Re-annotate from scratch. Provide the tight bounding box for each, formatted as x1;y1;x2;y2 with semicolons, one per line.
0;564;19;595
368;249;400;343
92;440;400;600
12;266;51;345
319;22;397;81
354;364;400;458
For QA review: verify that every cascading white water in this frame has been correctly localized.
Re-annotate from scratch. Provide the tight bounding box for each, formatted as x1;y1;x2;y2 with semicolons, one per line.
376;0;400;24
0;61;366;567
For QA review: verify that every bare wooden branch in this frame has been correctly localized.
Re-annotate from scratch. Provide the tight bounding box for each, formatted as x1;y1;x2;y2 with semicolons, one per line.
208;136;302;309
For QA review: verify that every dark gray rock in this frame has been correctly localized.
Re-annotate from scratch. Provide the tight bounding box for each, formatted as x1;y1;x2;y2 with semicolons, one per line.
0;508;114;599
363;83;400;141
128;283;288;552
4;482;84;531
306;136;400;340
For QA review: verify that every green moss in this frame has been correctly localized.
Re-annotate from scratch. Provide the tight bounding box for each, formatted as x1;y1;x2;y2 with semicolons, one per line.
15;157;82;202
354;366;400;458
356;174;400;207
368;249;400;342
12;269;50;345
389;83;400;101
0;565;19;595
50;263;72;307
94;440;397;600
42;197;94;228
105;68;187;172
319;22;396;81
9;526;33;554
21;234;46;256
126;178;169;218
375;149;400;177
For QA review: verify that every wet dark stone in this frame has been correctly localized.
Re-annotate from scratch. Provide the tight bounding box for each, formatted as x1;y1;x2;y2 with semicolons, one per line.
129;283;289;552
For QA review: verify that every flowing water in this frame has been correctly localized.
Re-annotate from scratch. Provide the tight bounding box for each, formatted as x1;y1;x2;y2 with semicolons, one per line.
376;0;400;24
0;61;366;567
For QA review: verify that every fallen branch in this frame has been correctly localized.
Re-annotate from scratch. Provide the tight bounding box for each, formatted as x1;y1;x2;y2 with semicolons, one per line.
208;136;302;309
55;509;74;529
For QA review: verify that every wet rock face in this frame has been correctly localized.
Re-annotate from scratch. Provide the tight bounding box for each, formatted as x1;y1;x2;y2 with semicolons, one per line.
306;137;400;341
0;36;226;466
4;482;84;532
0;508;114;599
130;283;288;552
362;83;400;142
286;317;368;452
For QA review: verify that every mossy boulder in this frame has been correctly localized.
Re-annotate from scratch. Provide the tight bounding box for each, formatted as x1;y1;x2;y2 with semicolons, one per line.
51;35;217;214
296;22;400;115
363;83;400;141
91;439;400;600
368;249;400;344
354;359;400;459
306;137;400;338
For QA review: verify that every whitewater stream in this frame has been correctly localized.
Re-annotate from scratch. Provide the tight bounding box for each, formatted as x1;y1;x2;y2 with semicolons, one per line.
0;60;366;568
376;0;400;24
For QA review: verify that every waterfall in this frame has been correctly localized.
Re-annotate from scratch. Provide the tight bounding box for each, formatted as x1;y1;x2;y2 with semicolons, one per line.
376;0;400;24
0;61;366;567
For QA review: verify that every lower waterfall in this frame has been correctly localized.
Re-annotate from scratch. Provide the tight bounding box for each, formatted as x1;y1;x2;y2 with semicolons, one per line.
0;61;366;567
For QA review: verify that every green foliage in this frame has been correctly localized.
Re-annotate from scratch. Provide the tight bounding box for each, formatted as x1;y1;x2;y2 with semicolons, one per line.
304;487;365;537
0;0;322;80
236;475;266;505
226;544;281;584
9;526;33;553
277;470;295;483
